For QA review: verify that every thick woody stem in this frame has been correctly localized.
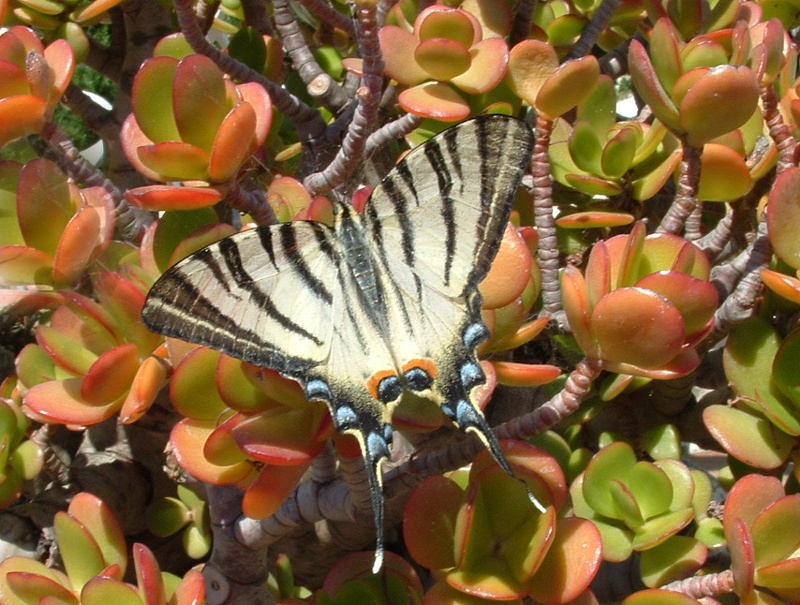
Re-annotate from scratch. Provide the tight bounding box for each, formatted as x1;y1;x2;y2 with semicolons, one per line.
568;0;621;59
657;142;701;235
303;2;384;194
532;116;561;314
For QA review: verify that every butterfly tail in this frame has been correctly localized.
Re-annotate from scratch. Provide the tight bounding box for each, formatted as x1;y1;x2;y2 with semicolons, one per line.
451;397;547;513
361;430;389;574
308;378;391;573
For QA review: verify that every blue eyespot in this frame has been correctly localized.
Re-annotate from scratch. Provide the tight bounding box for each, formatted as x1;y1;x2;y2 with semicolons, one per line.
366;431;390;462
404;367;433;391
305;379;333;402
460;361;485;390
383;423;394;445
462;322;489;349
377;375;403;403
333;405;358;429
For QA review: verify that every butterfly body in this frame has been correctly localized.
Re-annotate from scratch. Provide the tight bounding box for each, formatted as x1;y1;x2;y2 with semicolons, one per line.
143;115;537;572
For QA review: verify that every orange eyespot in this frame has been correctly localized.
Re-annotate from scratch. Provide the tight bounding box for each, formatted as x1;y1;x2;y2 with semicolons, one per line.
367;369;399;401
402;357;438;379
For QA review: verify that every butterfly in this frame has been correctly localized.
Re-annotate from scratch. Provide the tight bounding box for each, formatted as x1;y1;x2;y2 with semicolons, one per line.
142;115;541;572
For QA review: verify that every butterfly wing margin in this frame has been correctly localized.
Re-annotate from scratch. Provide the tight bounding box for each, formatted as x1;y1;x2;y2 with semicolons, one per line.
142;221;340;376
363;115;535;301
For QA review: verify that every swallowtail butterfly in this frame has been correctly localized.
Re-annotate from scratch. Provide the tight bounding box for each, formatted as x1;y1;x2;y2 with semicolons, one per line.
142;115;542;572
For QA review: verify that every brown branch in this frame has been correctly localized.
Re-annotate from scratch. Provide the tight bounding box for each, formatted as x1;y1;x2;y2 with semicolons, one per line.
662;569;735;600
532;116;561;315
303;2;385;195
295;0;355;35
364;112;423;157
708;218;771;344
568;0;621;59
240;0;272;35
762;83;797;174
696;204;734;261
510;0;537;47
226;182;277;226
657;142;702;235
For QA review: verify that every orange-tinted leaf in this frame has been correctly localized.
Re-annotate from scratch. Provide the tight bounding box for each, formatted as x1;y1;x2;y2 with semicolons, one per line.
124;185;224;212
3;571;78;605
768;168;800;269
232;406;327;464
480;223;532;309
679;65;760;147
236;82;272;147
561;265;595;355
43;39;75;101
52;207;102;285
170;418;253;484
207;102;256;183
241;463;310;519
0;245;54;285
634;271;718;336
397;82;470;121
704;406;793;470
415;38;471;81
536;56;599;120
528;517;603;605
172;55;229;151
403;475;464;569
507;39;559;108
628;40;680;133
493;361;561;387
556;211;634;229
592;288;684;368
170;347;227;421
53;511;106;591
17;158;73;256
450;37;509;94
697;143;752;201
761;269;800;304
80;343;140;406
119;355;169;424
131;56;180;143
136;141;210;182
0;95;46;145
36;325;97;375
132;543;165;605
24;378;120;425
67;492;127;573
416;6;478;46
379;26;426;85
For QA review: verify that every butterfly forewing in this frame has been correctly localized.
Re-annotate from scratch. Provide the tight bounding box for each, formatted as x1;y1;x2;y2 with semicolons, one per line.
143;221;340;374
364;115;535;301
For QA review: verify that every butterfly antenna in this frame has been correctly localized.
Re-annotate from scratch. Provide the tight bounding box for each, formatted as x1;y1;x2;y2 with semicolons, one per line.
453;399;548;514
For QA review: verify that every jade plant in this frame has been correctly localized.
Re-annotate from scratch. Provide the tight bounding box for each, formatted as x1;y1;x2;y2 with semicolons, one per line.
2;0;800;604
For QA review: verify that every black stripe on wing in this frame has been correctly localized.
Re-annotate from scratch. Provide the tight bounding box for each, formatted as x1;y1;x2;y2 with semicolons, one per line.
143;270;318;373
463;116;533;290
218;237;324;346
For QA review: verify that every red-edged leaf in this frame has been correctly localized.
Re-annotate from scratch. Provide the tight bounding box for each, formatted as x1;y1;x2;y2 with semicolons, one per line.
24;378;120;425
241;463;310;519
80;344;140;405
